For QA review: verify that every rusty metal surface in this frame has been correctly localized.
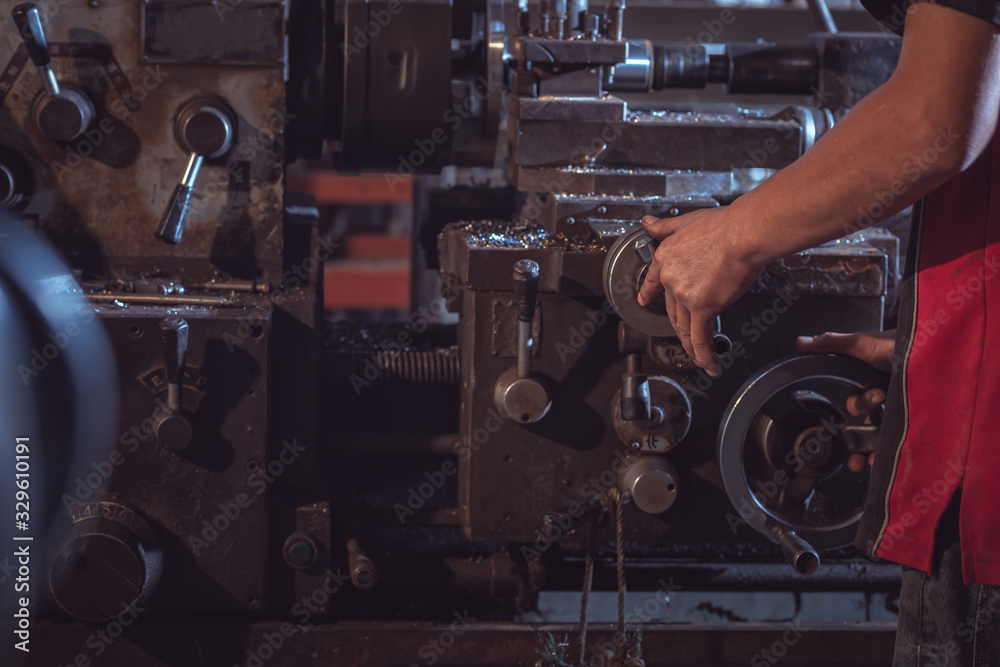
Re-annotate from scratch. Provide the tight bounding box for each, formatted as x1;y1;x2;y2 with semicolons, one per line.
0;0;287;281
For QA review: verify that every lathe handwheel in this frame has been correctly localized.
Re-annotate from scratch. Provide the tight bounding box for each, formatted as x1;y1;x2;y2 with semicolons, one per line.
717;354;889;552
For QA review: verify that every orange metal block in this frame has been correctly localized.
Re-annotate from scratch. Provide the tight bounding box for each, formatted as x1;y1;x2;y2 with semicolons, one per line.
324;259;411;310
345;234;411;259
286;172;413;204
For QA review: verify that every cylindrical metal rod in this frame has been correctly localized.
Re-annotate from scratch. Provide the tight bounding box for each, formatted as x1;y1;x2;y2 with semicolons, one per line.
768;524;820;575
513;259;539;378
807;0;838;34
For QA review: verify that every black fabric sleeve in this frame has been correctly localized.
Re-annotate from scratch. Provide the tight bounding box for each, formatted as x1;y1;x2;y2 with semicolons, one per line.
861;0;1000;36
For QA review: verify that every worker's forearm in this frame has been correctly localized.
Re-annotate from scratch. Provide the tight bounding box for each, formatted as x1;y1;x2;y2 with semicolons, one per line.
725;3;1000;268
728;81;958;265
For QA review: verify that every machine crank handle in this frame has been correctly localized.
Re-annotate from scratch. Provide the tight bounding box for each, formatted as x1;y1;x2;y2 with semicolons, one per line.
156;153;203;245
12;3;59;95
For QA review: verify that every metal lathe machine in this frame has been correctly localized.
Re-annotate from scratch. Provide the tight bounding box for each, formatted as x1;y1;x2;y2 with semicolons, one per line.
0;0;906;664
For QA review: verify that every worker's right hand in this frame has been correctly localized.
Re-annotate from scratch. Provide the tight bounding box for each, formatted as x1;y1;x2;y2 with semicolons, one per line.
796;331;896;471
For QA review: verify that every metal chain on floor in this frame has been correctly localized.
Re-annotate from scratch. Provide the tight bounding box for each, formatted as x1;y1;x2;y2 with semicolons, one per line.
614;488;626;640
605;488;644;667
577;523;596;666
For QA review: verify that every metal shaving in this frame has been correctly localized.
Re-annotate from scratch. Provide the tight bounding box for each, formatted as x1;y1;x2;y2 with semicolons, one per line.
534;631;573;667
457;219;606;253
598;628;646;667
459;219;560;249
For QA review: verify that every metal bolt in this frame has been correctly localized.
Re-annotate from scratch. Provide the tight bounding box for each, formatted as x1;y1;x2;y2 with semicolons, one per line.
668;207;680;217
597;205;608;215
566;217;576;226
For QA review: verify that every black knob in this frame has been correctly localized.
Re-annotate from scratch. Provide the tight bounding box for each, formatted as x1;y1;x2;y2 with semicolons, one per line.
49;502;162;622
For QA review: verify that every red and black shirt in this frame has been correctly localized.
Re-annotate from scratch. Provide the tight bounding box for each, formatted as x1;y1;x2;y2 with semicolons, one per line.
853;0;1000;584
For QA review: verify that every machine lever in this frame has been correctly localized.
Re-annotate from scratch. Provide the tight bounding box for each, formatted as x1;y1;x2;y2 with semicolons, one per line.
156;152;203;245
620;353;651;421
13;3;95;143
156;100;236;244
160;317;189;413
155;317;194;451
513;259;539;378
12;3;59;95
493;259;552;423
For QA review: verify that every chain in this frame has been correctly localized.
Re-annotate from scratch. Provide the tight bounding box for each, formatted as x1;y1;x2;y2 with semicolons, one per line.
577;523;596;666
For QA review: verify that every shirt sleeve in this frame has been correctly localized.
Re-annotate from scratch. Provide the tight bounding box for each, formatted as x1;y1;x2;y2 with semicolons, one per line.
860;0;1000;35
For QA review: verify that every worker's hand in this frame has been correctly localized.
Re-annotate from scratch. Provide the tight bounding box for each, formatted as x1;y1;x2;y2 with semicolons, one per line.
796;331;896;470
795;330;896;373
636;207;765;376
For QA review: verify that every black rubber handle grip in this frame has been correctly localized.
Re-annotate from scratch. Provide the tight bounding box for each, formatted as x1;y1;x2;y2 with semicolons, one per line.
513;259;539;323
12;4;51;67
155;183;193;244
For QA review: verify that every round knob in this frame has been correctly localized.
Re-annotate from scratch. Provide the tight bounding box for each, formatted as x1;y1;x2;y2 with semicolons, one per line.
619;456;679;514
33;87;95;143
175;100;236;159
494;368;552;423
155;413;193;451
284;534;318;570
49;501;162;622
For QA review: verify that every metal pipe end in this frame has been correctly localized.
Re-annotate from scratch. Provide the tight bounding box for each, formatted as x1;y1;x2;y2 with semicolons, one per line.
768;524;820;575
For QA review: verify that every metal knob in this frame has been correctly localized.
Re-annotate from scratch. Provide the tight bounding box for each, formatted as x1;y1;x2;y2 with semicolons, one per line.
49;502;162;622
619;456;679;514
156;100;236;244
13;3;95;143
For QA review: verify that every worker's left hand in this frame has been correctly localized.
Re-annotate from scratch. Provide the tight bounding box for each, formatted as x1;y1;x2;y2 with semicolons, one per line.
637;206;765;376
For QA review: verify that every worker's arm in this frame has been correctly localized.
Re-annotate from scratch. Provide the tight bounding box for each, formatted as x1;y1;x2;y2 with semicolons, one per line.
637;2;1000;375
